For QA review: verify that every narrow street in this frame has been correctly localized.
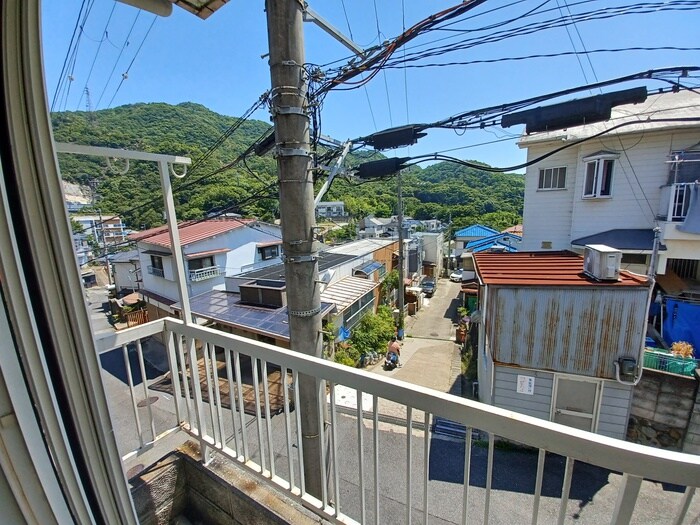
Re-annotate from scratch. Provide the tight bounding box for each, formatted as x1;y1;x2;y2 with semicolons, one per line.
370;278;463;398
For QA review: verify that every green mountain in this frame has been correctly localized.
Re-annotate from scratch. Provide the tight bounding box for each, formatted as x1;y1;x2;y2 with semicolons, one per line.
52;102;524;233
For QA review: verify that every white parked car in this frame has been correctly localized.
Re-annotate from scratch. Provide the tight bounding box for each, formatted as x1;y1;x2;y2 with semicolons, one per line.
449;269;463;282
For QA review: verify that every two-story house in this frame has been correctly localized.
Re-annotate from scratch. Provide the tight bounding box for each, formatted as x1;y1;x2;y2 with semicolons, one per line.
315;200;346;219
130;218;282;319
518;90;700;281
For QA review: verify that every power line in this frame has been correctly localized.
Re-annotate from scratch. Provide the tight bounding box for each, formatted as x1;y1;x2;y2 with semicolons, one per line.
377;47;700;70
51;0;90;112
95;9;141;110
76;2;116;111
404;117;700;173
107;15;158;109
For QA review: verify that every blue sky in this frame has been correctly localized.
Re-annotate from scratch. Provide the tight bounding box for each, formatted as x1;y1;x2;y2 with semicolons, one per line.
42;0;700;172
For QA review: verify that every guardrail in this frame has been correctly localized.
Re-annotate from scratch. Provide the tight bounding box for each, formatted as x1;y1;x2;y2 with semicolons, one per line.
97;319;700;525
189;265;222;282
147;265;164;278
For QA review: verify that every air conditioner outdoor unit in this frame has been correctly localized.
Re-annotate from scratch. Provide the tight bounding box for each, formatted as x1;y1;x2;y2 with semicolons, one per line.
583;244;622;281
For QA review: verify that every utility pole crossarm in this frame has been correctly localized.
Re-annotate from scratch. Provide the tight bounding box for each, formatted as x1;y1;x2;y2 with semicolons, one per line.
303;5;364;57
314;141;352;207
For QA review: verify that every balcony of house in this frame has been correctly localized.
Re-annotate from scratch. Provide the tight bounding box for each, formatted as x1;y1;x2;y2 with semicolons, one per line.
147;265;165;278
659;182;700;242
96;318;700;525
189;265;223;282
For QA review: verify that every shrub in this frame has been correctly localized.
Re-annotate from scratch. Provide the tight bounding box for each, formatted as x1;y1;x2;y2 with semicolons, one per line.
349;305;395;357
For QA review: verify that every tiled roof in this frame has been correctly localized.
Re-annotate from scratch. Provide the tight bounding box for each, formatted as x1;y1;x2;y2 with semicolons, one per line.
474;251;649;287
502;224;523;235
454;224;499;238
129;218;254;248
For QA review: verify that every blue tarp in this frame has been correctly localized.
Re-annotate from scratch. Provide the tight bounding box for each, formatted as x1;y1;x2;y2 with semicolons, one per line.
337;326;351;342
663;299;700;358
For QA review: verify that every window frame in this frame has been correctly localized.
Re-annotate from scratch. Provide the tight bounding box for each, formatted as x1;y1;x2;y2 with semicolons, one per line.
537;166;567;190
188;255;214;271
259;245;280;261
582;153;617;199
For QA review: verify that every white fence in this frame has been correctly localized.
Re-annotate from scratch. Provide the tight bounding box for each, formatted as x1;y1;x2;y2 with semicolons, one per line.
96;318;700;525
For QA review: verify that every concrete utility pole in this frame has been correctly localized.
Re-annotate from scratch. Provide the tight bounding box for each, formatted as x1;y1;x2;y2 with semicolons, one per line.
265;0;325;499
397;170;405;337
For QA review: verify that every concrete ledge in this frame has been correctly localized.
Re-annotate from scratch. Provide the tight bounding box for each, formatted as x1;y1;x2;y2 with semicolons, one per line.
130;440;329;525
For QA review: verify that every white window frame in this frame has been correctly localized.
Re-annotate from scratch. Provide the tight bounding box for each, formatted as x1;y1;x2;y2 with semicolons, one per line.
582;153;617;199
537;166;567;190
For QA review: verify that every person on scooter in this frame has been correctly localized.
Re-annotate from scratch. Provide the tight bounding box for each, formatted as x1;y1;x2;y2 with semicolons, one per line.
387;336;401;367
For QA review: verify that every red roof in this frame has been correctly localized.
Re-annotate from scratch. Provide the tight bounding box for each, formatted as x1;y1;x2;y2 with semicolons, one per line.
129;219;253;249
473;251;649;287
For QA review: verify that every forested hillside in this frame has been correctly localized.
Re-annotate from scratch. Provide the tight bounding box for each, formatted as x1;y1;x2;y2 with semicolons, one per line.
53;102;523;232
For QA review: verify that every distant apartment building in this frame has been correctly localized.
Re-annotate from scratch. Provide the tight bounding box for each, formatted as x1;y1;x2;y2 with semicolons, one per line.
316;201;346;219
71;213;128;247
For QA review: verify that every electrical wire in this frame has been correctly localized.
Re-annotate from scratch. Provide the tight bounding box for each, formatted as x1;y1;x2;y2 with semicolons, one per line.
52;0;91;112
82;184;280;264
377;47;700;70
403;117;700;173
60;1;97;112
341;1;700;76
76;2;117;111
71;121;273;237
95;9;141;110
106;15;158;109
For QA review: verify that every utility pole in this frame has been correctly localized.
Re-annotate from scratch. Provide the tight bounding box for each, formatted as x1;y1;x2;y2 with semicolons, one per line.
97;209;113;286
265;0;325;499
397;170;405;338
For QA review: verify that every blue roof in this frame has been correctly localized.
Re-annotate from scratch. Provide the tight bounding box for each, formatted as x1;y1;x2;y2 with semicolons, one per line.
466;232;522;250
454;224;499;238
472;242;519;253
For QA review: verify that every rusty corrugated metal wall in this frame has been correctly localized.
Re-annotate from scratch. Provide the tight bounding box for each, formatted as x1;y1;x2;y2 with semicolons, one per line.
487;286;650;379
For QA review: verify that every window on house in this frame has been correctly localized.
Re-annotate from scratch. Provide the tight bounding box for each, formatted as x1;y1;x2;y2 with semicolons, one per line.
188;256;214;271
150;255;163;270
583;154;616;198
538;167;566;190
259;245;280;260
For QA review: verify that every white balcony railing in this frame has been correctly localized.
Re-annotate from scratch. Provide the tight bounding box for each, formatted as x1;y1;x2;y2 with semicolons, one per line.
96;319;700;525
662;182;693;222
188;265;222;282
147;265;164;277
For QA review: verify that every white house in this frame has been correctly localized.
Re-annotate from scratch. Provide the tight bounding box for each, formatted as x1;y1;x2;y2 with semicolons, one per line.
357;216;393;238
518;90;700;279
474;251;652;440
316;200;346;218
111;249;140;294
414;231;444;277
130;218;282;317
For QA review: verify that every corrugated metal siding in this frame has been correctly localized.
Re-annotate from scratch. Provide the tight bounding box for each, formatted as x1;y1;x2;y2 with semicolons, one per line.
597;381;633;439
488;287;649;379
494;365;632;439
493;366;553;420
